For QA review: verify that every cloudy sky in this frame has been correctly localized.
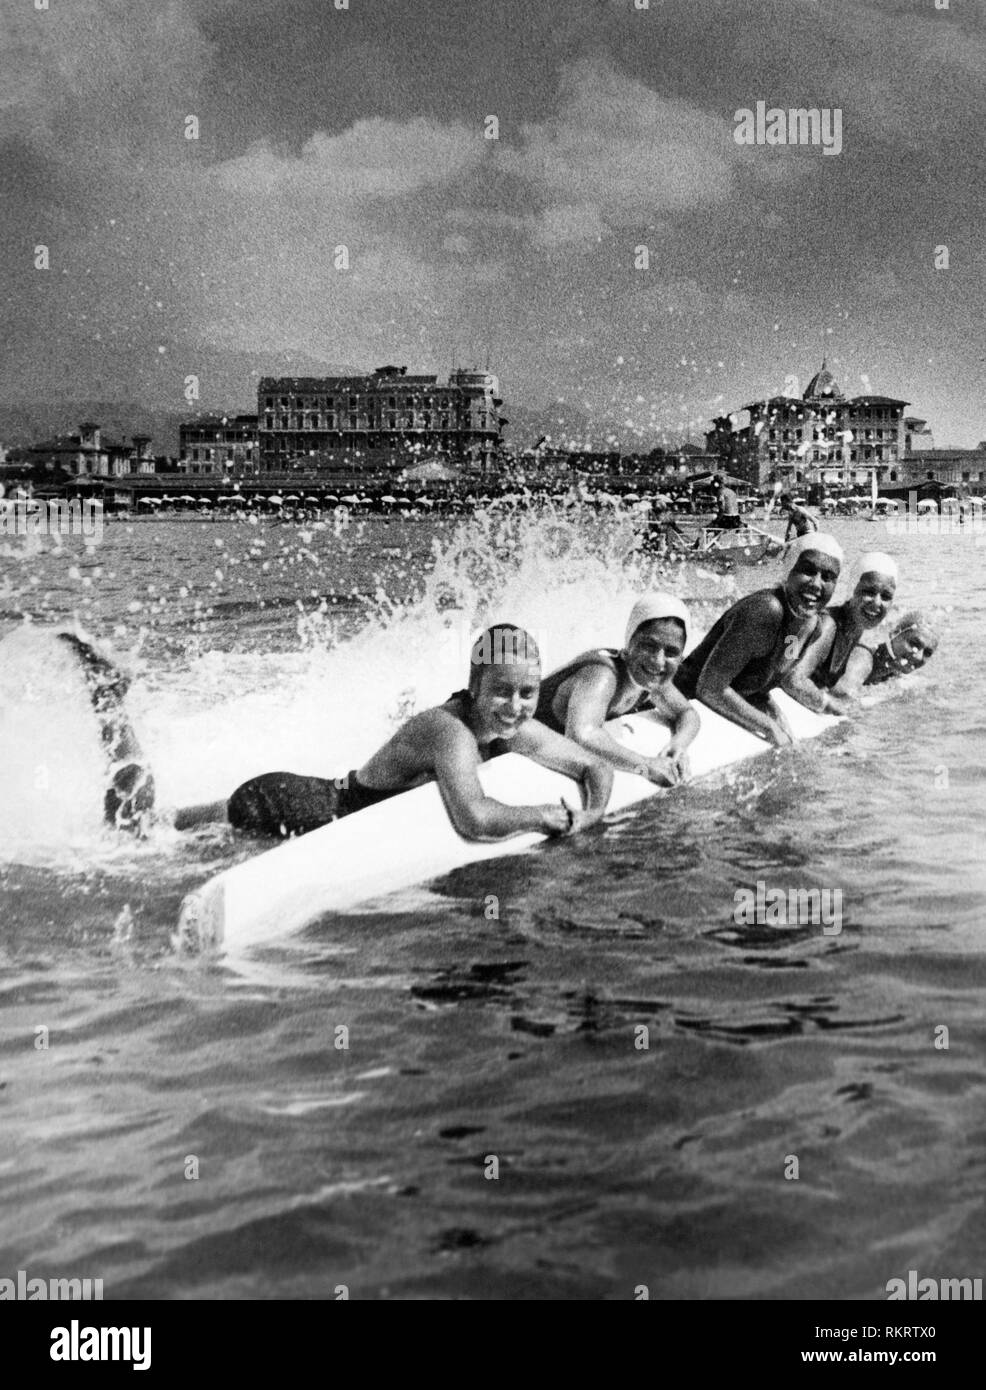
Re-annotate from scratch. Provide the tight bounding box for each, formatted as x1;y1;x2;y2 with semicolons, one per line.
2;0;984;446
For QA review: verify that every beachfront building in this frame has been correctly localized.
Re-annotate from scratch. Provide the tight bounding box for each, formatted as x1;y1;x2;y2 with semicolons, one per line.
178;415;260;475
256;366;505;475
15;423;156;478
904;417;935;453
707;363;909;492
894;448;986;494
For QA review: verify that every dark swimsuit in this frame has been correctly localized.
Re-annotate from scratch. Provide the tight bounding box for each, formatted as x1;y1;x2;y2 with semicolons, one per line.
227;690;511;838
535;648;652;734
864;644;902;686
673;585;800;704
809;603;876;690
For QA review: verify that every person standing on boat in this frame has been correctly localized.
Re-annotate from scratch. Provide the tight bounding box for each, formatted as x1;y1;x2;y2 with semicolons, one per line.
783;496;818;541
781;552;898;715
176;624;614;842
672;534;844;746
711;476;742;531
535;594;700;786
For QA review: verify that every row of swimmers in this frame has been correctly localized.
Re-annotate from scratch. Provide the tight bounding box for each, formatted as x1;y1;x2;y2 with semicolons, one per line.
165;533;938;844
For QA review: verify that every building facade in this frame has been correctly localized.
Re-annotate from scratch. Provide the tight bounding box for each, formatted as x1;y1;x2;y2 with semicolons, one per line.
893;449;986;494
19;423;156;478
178;415;260;474
256;365;504;474
708;364;909;491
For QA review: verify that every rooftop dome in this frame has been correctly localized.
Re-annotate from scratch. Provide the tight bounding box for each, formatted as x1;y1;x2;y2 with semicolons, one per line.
804;361;843;400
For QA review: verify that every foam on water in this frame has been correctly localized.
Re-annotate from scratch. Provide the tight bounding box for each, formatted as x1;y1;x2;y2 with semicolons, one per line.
131;502;740;810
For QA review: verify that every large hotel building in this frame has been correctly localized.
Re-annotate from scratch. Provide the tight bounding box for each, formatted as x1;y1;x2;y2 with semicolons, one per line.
254;365;504;474
708;363;910;491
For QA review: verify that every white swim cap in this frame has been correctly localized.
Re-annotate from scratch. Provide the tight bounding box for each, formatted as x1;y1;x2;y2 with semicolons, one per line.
782;532;844;578
850;551;899;588
625;593;690;648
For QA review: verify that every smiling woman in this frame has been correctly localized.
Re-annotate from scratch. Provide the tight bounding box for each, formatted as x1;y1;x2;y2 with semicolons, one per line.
672;534;845;746
782;551;899;715
176;622;612;844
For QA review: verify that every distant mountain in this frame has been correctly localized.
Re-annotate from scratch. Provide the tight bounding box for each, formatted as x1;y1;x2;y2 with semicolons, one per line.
503;399;699;455
0;403;190;456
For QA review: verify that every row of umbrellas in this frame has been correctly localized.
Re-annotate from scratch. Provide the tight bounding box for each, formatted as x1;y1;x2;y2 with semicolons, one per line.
135;493;442;507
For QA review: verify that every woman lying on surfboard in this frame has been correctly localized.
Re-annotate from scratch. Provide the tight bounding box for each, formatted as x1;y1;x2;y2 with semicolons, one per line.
781;551;899;716
671;533;844;746
176;624;613;842
535;594;700;786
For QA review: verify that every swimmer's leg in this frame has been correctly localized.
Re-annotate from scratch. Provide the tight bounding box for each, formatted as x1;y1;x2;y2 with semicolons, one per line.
56;632;155;835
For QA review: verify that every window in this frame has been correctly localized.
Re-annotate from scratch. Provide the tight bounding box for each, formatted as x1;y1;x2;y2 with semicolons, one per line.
265;397;273;409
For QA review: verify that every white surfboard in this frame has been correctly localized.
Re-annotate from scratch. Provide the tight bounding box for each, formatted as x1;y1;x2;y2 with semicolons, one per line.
176;691;835;954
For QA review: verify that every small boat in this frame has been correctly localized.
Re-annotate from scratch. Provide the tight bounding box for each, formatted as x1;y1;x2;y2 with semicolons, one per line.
638;521;785;568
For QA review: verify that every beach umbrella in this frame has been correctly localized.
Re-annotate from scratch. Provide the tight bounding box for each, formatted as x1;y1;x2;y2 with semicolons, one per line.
916;499;937;511
324;494;339;502
341;494;359;504
283;494;301;502
137;496;162;506
267;494;284;505
303;495;320;504
623;492;640;502
395;495;412;504
160;494;175;502
380;494;397;504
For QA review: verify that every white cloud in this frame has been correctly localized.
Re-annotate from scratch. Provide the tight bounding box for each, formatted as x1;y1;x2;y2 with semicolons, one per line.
498;58;760;219
214;118;484;202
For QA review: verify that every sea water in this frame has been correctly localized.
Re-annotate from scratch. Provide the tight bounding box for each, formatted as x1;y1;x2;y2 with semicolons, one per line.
0;507;982;1299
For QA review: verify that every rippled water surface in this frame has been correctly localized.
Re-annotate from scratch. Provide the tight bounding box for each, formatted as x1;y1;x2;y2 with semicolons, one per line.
1;509;983;1299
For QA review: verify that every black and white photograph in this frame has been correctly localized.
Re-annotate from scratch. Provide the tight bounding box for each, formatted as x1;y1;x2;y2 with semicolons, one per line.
1;0;983;1335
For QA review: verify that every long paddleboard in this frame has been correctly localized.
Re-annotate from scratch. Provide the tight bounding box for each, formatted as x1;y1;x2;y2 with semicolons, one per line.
176;691;835;954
